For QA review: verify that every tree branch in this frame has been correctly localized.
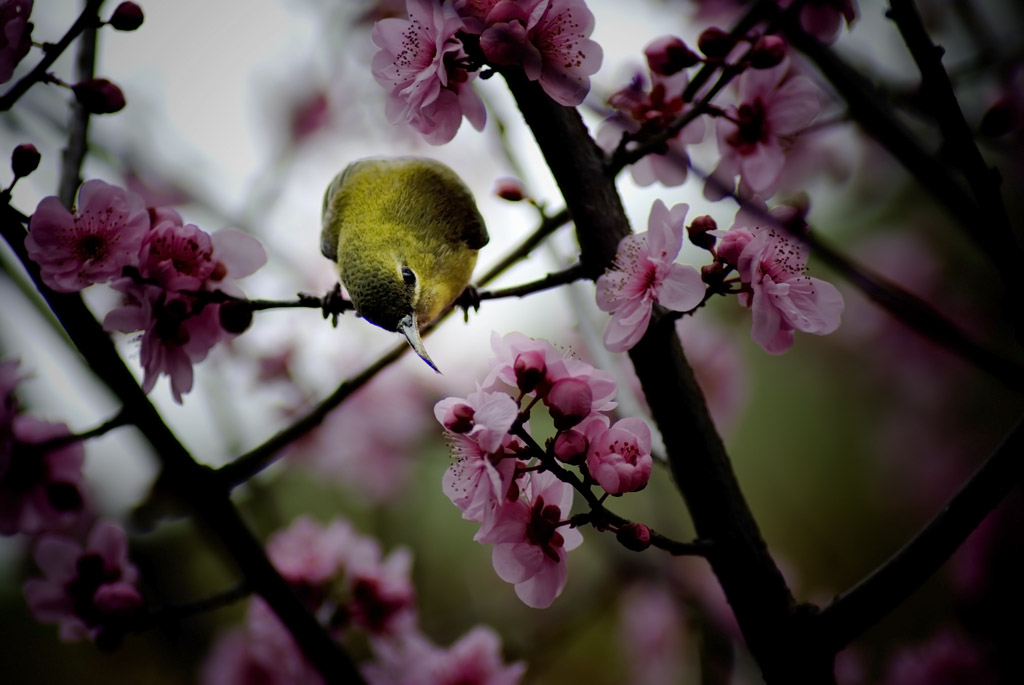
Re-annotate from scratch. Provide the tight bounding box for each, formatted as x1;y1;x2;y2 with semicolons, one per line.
818;411;1024;650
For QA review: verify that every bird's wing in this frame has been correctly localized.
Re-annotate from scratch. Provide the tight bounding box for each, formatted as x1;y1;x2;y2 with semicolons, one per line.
400;158;490;250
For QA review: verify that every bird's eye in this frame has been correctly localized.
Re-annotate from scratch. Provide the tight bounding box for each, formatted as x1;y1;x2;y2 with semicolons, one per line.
401;266;417;287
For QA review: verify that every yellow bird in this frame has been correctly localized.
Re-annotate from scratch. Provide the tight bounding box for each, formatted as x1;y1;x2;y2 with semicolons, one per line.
320;156;489;372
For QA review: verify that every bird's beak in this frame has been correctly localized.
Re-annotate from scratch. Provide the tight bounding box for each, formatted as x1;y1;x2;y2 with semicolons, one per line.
398;314;440;373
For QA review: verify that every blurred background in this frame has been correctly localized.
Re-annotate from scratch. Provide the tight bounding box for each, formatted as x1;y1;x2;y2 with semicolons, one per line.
2;0;1024;682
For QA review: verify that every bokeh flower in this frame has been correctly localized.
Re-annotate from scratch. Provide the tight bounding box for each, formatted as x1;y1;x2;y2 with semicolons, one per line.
0;415;86;536
23;521;143;643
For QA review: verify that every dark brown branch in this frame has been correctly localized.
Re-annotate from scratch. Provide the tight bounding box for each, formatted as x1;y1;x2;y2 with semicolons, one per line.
818;411;1024;650
887;0;1022;317
0;0;105;111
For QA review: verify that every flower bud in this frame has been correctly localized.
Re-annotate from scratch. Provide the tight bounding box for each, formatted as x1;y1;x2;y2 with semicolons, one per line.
715;228;755;267
109;2;144;31
701;261;726;286
72;79;126;115
644;35;699;75
697;27;732;59
545;378;592;431
616;523;651;552
687;215;718;251
495;178;526;202
11;143;40;178
747;35;787;69
513;350;546;394
218;301;253;334
553;429;588;465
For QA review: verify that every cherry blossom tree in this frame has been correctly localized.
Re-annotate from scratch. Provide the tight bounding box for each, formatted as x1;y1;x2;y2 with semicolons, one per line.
2;0;1023;683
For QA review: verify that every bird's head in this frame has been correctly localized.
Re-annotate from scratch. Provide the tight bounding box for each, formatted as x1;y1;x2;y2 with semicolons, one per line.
342;252;438;373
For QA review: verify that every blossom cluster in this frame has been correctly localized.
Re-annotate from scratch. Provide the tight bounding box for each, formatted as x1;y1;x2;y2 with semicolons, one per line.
372;0;602;143
2;359;145;645
711;202;844;353
202;516;526;684
436;332;656;608
25;180;267;403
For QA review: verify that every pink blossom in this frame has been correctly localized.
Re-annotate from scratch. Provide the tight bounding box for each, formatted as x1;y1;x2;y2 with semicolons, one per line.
266;516;355;587
23;521;143;642
595;200;706;352
104;283;227;403
25;180;149;293
705;60;821;201
442;432;522;530
0;415;86;536
585;416;653;495
481;331;617;411
727;207;844;354
463;0;603;107
201;598;323;685
364;626;526;684
479;469;583;608
435;388;519;454
0;0;32;84
372;0;485;144
779;0;857;44
138;220;217;290
596;68;706;187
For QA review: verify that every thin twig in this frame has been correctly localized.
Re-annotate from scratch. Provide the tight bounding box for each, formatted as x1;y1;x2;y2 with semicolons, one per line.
28;408;130;453
887;0;1022;325
135;583;252;631
477;262;588;301
509;423;711;557
0;0;105;111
